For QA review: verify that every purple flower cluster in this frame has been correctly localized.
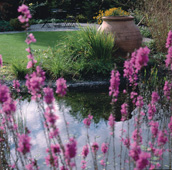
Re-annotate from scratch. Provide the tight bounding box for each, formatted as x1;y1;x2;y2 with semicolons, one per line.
17;133;31;155
109;70;120;102
56;78;67;97
83;114;93;128
25;66;45;100
18;4;31;28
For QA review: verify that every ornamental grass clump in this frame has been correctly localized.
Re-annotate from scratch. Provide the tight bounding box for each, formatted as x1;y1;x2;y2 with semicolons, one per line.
1;4;172;170
94;7;130;24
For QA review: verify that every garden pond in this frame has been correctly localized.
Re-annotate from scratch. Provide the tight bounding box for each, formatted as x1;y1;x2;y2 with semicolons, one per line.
8;88;172;170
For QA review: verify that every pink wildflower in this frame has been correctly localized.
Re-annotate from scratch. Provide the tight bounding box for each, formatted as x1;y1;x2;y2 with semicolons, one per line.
101;143;108;154
122;137;130;149
168;116;172;134
91;142;99;153
56;78;67;97
130;91;138;104
151;91;159;104
60;166;68;170
136;95;144;108
157;130;168;146
123;58;138;86
43;87;54;104
0;84;10;103
18;4;31;26
45;154;58;168
163;81;172;100
108;114;115;129
25;66;45;100
136;152;151;170
166;30;172;48
51;144;61;154
149;121;159;138
165;46;172;70
81;145;89;159
148;103;156;120
2;99;16;115
81;160;87;169
26;60;37;69
135;47;150;73
17;133;31;155
83;114;93;128
25;33;36;44
100;159;105;166
0;55;3;67
13;80;20;92
132;129;142;143
129;142;141;161
109;70;120;101
121;103;128;121
49;128;59;139
65;138;77;159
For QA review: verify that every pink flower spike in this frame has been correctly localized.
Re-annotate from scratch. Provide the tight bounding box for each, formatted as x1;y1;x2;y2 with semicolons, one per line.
135;46;150;73
101;143;108;154
83;114;93;128
65;138;77;159
56;78;67;97
166;30;172;48
91;142;99;153
108;114;115;129
0;55;3;67
109;70;120;101
81;145;89;159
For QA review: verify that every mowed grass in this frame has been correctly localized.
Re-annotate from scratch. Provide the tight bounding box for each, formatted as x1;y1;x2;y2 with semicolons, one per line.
0;31;77;64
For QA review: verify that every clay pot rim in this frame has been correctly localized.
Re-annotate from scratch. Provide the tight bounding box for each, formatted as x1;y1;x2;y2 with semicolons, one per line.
102;16;134;21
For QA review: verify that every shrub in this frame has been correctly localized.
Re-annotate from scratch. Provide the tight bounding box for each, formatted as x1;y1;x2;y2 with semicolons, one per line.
10;18;25;31
142;0;172;52
76;14;87;23
0;20;14;32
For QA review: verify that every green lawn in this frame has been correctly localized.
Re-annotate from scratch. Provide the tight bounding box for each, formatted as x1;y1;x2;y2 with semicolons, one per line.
0;31;77;64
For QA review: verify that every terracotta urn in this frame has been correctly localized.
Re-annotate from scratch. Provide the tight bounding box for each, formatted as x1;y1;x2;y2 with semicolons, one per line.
98;16;142;53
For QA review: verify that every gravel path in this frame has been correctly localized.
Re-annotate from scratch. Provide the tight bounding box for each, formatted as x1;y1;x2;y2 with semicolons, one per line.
0;23;99;34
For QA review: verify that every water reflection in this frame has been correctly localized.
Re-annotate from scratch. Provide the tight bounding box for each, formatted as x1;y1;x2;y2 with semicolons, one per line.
10;91;171;170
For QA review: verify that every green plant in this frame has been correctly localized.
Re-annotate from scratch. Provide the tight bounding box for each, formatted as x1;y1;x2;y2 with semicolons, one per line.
76;14;87;23
139;26;152;38
37;27;116;80
10;18;24;31
11;60;28;79
0;20;14;32
143;39;156;54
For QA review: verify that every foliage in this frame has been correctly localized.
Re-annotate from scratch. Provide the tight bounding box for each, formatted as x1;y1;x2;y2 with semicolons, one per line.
9;18;25;31
143;39;157;55
142;0;172;52
36;27;115;80
0;20;14;32
139;26;152;38
94;7;130;24
11;59;29;80
0;0;20;21
75;14;87;23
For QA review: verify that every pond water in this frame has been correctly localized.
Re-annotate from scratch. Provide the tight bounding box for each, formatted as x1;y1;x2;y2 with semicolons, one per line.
9;90;171;170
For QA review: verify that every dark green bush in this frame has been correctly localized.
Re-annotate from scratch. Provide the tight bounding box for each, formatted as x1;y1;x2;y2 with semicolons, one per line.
0;20;14;32
10;18;25;31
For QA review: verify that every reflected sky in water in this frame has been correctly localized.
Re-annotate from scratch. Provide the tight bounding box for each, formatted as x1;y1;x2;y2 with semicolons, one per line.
13;93;171;170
